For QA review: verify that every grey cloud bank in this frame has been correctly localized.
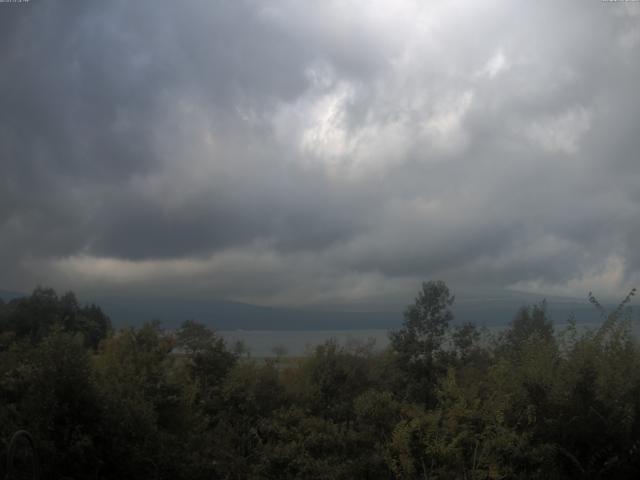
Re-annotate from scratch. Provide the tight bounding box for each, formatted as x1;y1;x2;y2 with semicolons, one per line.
1;0;639;308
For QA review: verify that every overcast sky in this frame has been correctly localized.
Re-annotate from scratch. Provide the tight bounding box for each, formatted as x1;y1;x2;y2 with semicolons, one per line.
1;0;639;307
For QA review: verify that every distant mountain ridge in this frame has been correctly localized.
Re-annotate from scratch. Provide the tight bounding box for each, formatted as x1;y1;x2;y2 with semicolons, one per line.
90;292;620;331
0;289;26;302
1;288;633;330
89;296;400;330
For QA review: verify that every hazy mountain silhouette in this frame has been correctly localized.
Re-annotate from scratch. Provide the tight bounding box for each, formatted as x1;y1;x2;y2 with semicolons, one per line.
0;289;26;302
90;290;611;330
0;288;623;330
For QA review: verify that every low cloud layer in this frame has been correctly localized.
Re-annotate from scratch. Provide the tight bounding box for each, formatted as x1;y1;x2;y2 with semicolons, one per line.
2;0;640;306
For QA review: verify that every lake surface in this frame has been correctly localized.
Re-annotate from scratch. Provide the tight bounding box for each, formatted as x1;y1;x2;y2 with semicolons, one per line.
219;320;639;357
219;329;391;357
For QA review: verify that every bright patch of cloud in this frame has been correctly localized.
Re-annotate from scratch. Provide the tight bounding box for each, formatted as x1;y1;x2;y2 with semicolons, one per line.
526;107;591;155
508;255;630;299
422;90;474;153
477;49;509;79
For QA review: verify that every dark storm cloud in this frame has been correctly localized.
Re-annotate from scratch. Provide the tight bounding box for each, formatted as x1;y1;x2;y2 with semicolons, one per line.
0;1;366;258
1;0;640;304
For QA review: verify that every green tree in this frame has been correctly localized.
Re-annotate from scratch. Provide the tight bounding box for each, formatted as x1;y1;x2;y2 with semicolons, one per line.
501;300;554;355
92;322;188;479
0;328;102;479
389;280;455;406
452;321;483;364
0;288;111;349
296;340;371;422
175;319;237;404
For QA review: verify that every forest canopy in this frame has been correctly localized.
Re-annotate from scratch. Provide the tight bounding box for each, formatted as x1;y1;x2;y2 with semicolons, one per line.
1;283;639;479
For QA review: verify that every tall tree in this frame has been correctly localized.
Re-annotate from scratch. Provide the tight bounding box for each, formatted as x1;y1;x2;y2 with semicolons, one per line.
389;280;455;406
